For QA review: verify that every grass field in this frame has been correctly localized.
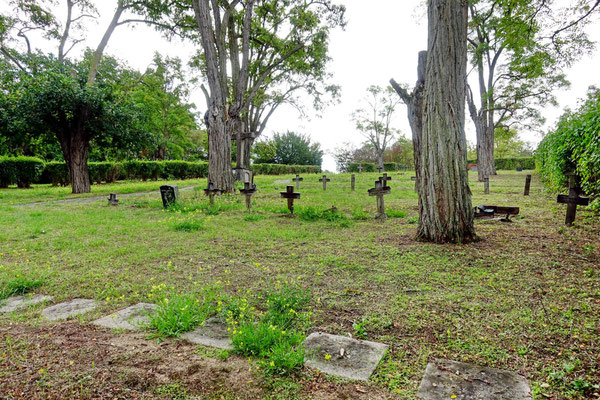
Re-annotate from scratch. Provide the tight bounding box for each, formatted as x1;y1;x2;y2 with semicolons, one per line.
0;171;598;399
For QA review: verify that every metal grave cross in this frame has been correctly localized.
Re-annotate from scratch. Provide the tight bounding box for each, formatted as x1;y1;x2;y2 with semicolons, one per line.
239;181;257;211
204;182;222;207
280;185;301;214
368;179;391;220
319;175;331;191
292;174;304;190
557;174;589;226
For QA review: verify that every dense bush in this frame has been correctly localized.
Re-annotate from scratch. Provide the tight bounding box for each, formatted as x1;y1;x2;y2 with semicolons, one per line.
250;163;320;175
35;160;311;186
536;88;600;202
466;157;535;170
346;162;411;172
0;156;45;188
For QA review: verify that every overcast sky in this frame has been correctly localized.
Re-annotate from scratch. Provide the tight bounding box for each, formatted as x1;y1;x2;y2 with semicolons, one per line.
8;1;600;171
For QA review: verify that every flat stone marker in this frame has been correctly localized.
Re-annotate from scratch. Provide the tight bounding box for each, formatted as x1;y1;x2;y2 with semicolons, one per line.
303;332;388;381
0;294;53;313
41;298;98;320
93;303;157;331
181;317;233;350
417;359;532;400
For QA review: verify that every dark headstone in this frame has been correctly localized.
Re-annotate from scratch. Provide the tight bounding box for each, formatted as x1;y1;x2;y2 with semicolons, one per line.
160;185;179;208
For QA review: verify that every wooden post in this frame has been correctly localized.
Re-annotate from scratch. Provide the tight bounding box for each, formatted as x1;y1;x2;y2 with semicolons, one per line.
351;174;355;191
484;177;490;194
524;174;532;196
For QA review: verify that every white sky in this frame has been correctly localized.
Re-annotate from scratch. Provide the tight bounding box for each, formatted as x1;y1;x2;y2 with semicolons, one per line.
7;1;600;171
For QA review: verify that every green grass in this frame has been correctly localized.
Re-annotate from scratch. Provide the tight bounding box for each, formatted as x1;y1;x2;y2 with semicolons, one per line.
0;275;44;300
0;169;598;399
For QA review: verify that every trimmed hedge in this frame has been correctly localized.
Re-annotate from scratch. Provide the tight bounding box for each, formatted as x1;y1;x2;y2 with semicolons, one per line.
466;157;535;170
0;156;45;188
34;160;316;186
250;164;321;175
346;162;411;172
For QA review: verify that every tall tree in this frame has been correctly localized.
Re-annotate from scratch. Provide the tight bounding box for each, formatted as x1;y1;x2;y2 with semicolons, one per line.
418;0;476;243
0;0;171;193
188;0;344;190
351;85;400;171
466;0;598;181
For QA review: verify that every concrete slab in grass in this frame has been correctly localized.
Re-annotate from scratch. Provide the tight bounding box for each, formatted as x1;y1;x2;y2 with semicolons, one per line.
181;317;233;350
417;359;532;400
303;332;388;381
42;298;98;320
0;294;53;313
93;303;157;331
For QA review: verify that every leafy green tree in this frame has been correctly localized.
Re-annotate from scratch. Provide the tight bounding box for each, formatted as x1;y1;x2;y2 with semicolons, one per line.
384;137;414;168
269;131;323;166
351;85;400;171
466;0;598;181
493;126;532;158
0;0;172;193
251;141;277;164
132;53;200;160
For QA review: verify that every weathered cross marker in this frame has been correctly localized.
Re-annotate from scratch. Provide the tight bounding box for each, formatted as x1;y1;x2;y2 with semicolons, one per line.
358;165;363;173
379;173;392;186
351;174;356;191
292;174;303;190
204;182;222;207
524;174;532;196
377;166;384;173
484;177;490;194
239;181;257;211
368;179;391;220
557;174;589;226
108;193;118;206
280;185;300;214
319;175;331;191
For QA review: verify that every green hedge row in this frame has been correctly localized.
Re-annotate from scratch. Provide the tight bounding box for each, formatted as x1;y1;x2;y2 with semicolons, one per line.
251;164;321;175
0;156;45;188
536;88;599;204
346;162;411;173
33;161;320;186
466;157;535;170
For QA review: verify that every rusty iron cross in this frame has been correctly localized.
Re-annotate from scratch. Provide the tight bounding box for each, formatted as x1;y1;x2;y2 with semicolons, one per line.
280;185;301;214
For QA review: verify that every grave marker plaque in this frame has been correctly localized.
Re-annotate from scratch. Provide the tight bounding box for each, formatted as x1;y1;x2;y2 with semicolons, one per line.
160;185;179;208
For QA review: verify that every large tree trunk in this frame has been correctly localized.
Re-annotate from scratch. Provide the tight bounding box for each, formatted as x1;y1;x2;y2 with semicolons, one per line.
418;0;476;244
206;106;235;192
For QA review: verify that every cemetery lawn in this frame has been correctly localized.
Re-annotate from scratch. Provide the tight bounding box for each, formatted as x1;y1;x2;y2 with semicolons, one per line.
1;171;599;399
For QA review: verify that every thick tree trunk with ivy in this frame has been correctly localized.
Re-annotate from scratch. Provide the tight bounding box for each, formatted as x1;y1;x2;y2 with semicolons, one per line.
205;106;235;190
418;0;476;244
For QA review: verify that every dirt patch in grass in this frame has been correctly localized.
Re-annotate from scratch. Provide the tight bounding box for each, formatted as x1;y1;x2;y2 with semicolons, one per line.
0;322;396;400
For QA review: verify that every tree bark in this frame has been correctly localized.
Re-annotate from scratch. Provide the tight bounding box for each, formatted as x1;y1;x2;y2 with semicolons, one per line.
418;0;476;244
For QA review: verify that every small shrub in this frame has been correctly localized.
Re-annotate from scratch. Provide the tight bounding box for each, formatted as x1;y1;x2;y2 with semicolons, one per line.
351;209;370;220
407;216;419;224
263;286;311;329
231;320;304;357
0;275;44;300
259;341;306;375
173;219;205;232
387;209;406;218
148;288;217;337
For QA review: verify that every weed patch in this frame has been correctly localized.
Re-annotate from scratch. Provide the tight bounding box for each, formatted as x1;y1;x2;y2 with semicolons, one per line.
0;275;44;300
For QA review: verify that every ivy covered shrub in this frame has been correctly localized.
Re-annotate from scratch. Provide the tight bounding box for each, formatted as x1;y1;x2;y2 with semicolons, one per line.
536;88;600;204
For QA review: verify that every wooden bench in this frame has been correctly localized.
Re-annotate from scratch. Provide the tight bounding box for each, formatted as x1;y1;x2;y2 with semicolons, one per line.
474;205;520;222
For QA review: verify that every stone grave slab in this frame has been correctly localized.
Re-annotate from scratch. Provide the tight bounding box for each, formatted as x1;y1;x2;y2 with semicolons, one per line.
181;317;233;350
274;179;292;185
303;332;388;381
93;303;157;331
0;294;53;313
417;359;532;400
42;298;98;320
